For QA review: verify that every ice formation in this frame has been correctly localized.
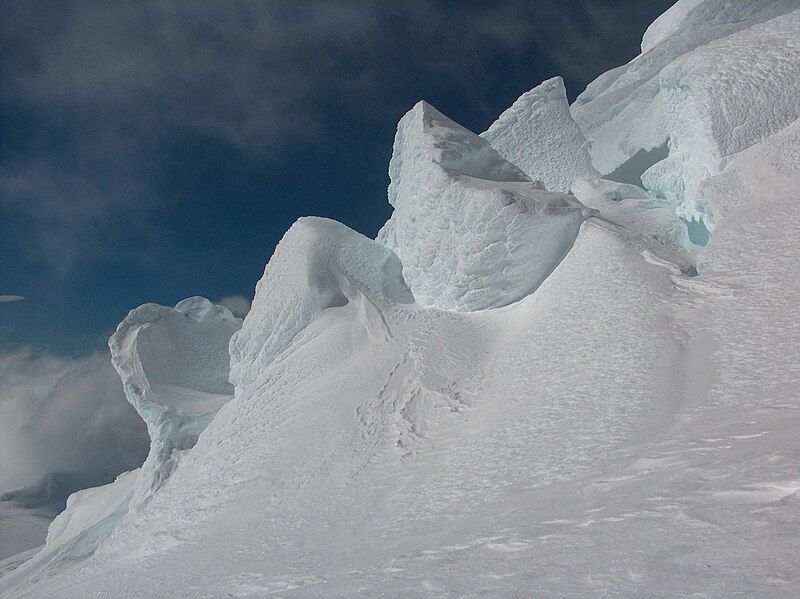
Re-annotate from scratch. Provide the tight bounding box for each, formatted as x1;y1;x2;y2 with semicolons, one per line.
0;298;240;579
377;100;590;311
571;176;694;249
481;76;596;193
572;0;800;227
230;217;413;393
109;296;241;505
4;2;800;597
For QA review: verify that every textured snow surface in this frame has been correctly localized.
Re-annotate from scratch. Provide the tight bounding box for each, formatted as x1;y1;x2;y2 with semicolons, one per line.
482;76;596;193
378;100;590;311
3;1;800;597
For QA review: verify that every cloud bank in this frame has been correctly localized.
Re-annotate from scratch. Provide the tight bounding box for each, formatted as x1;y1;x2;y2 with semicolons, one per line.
0;350;148;493
0;295;25;303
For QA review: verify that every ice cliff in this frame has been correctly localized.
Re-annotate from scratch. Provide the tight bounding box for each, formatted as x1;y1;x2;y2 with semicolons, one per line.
481;76;596;193
4;1;800;596
377;100;590;311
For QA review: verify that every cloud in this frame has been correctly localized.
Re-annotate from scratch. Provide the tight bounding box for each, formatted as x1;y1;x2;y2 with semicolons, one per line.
0;295;25;303
0;1;377;273
0;350;148;493
2;1;378;151
216;295;251;318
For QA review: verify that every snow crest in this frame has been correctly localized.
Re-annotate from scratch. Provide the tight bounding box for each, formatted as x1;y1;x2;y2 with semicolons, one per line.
230;217;413;394
109;296;241;506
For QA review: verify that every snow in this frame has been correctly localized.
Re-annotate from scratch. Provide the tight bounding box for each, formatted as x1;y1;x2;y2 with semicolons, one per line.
572;1;800;227
4;1;800;596
640;0;705;53
109;296;241;508
571;176;695;249
0;298;240;587
377;100;590;311
230;217;413;395
481;76;596;193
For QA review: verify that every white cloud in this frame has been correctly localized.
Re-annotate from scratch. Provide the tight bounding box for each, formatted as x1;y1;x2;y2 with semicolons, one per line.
0;350;148;492
0;2;377;272
216;295;251;318
0;295;25;303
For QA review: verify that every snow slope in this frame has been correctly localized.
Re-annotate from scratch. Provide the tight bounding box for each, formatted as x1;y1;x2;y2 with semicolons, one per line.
3;1;800;596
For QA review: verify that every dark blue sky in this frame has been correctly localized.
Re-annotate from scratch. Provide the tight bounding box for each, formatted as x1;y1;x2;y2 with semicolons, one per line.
0;0;673;356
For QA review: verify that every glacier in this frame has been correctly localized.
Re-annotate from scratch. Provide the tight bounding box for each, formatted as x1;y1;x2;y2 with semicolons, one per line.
571;0;800;229
3;1;800;596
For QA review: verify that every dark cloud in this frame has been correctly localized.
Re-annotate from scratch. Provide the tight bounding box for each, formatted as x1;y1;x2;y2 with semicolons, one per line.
4;2;377;142
0;1;379;272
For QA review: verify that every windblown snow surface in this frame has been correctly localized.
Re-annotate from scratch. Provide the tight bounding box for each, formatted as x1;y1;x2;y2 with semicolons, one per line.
3;1;800;596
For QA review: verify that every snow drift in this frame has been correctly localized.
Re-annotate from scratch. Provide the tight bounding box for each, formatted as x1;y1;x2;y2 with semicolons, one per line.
231;217;413;394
